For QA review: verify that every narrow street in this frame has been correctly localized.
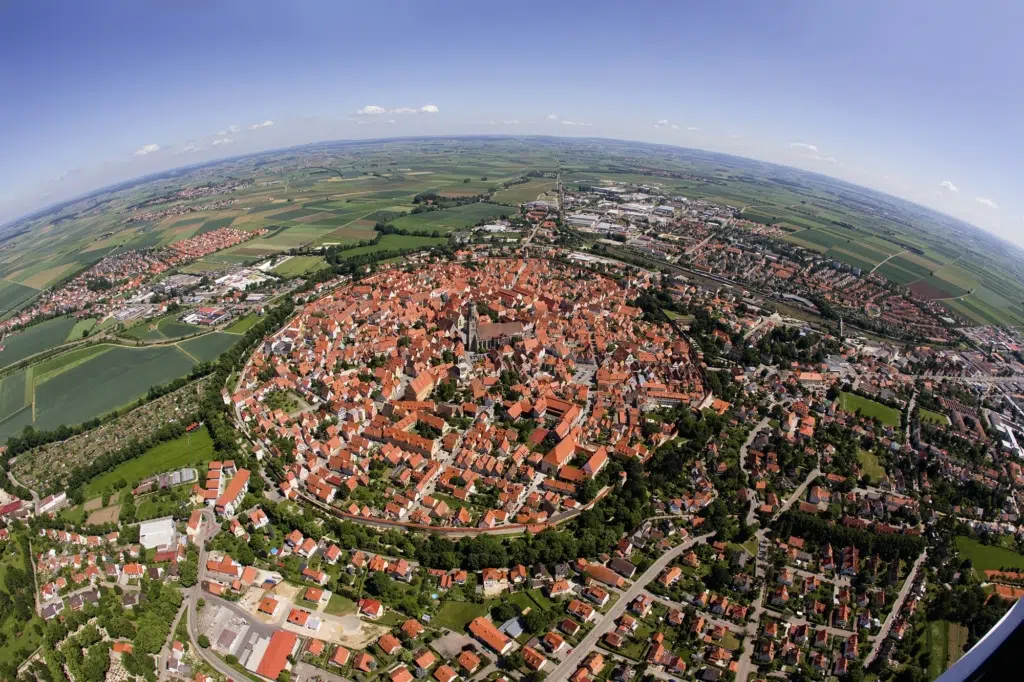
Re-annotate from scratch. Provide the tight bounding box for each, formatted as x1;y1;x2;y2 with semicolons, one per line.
545;533;716;681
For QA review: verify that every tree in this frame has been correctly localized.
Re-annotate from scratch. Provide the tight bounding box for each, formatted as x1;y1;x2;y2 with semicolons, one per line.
197;635;210;648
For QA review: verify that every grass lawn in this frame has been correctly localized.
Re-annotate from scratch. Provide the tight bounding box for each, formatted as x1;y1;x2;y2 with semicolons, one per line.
432;600;489;631
955;536;1024;578
839;392;902;427
920;408;949;425
858;449;886;481
924;619;951;680
84;426;214;496
326;593;356;616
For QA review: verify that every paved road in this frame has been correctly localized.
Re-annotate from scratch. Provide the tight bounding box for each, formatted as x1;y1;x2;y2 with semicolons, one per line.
738;414;773;525
544;532;716;681
181;508;246;682
771;467;821;523
864;550;927;666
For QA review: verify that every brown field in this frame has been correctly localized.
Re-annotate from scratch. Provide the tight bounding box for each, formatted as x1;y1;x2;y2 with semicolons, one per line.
910;279;955;300
86;504;120;525
83;497;104;511
22;264;77;289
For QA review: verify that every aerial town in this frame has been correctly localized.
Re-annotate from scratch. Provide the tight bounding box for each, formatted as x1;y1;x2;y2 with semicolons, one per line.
1;170;1023;682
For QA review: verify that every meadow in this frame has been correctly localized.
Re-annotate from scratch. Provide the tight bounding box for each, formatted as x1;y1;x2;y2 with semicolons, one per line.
83;426;214;496
492;179;557;205
178;331;240;362
839;392;902;427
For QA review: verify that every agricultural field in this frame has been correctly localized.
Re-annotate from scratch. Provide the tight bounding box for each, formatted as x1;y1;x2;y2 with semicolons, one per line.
0;342;213;442
0;278;39;314
955;536;1024;578
388;203;515;233
839;392;902;427
0;316;78;370
492;179;557;205
9;377;210;493
83;426;214;497
335;234;445;259
0;136;1022;332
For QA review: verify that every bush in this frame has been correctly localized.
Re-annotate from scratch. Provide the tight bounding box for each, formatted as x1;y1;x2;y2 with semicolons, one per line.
198;635;210;648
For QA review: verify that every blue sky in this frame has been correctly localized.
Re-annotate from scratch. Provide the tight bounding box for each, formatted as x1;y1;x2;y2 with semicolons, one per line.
2;1;1022;245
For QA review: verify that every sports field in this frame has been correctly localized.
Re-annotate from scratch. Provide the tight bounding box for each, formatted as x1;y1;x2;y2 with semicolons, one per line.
271;255;326;277
955;536;1024;578
179;332;240;363
838;392;902;427
83;426;214;496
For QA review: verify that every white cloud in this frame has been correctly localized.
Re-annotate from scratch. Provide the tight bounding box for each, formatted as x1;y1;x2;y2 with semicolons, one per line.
386;119;396;125
670;124;679;130
939;180;959;193
249;120;274;130
976;197;999;209
561;120;577;126
823;156;838;164
687;126;700;131
212;138;234;146
546;113;559;120
181;143;201;153
653;119;669;129
216;125;240;136
790;142;819;154
134;144;160;156
358;104;439;116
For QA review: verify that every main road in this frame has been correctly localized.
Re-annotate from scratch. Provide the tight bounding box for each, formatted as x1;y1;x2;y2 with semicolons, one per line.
544;532;715;681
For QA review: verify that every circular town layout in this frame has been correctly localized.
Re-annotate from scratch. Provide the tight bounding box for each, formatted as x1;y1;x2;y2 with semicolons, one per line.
233;258;706;533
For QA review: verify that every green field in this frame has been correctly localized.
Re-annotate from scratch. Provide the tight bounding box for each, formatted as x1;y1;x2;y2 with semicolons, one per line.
0;316;78;370
66;317;97;341
955;536;1024;578
225;314;261;334
337;234;445;259
388;203;514;233
839;392;902;427
84;426;214;496
0;369;30;427
122;314;204;341
178;332;239;362
0;279;40;313
271;255;326;277
432;600;490;631
0;344;198;440
857;449;886;481
920;408;949;425
326;593;356;616
492;179;557;205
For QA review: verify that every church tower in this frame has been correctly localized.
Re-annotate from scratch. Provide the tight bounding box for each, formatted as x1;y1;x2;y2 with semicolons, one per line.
466;300;479;352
